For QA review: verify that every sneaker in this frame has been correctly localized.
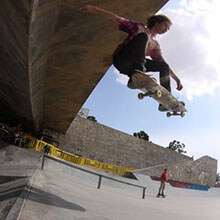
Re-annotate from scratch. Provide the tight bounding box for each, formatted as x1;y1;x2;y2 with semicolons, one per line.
127;78;137;89
158;104;168;112
127;70;146;89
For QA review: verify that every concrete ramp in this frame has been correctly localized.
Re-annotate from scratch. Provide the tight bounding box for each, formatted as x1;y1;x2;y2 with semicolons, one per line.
3;154;219;220
133;173;220;198
0;144;42;219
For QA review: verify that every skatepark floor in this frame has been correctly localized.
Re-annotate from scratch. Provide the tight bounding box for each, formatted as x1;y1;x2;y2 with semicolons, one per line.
1;144;220;220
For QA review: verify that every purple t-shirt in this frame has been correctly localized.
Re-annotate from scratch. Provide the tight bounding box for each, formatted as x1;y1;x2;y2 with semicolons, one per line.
113;17;165;61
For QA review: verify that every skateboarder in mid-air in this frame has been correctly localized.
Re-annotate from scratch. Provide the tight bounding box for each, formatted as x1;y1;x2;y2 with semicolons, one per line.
157;168;168;197
80;5;183;111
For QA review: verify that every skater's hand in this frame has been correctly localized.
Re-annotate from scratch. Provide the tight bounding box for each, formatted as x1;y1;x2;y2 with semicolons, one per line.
169;69;183;91
78;5;88;10
176;80;183;91
78;5;94;12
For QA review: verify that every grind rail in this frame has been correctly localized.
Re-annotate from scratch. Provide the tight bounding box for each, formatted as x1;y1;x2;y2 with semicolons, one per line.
41;155;146;199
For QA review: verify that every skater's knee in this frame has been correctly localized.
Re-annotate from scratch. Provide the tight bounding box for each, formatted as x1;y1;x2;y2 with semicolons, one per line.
159;62;170;78
161;62;169;73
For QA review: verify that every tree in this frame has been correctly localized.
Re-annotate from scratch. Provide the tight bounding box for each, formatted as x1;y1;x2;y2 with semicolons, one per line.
167;140;187;154
87;116;97;122
133;131;149;141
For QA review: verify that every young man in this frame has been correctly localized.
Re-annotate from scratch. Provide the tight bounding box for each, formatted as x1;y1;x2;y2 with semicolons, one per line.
80;5;183;110
157;168;168;197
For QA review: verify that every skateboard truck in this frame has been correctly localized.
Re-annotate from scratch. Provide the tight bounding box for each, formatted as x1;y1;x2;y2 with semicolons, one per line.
166;111;185;118
138;89;162;99
166;101;186;118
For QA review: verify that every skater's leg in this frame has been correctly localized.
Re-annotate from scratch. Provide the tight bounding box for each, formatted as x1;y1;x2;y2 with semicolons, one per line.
113;33;148;76
161;182;166;196
145;58;171;92
128;33;148;74
158;181;163;196
145;59;171;110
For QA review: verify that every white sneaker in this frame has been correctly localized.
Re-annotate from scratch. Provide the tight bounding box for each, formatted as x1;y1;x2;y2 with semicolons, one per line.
127;70;146;89
158;104;168;111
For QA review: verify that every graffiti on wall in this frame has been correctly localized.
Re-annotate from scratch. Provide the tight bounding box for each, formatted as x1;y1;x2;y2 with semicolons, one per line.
150;176;210;191
197;170;211;185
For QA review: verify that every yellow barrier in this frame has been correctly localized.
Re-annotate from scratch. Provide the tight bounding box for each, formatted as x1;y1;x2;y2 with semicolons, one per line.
82;158;134;175
34;140;133;175
23;135;38;149
0;122;134;176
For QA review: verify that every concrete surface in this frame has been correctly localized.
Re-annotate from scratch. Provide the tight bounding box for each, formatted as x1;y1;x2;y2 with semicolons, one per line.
0;0;168;132
0;144;42;219
4;155;219;220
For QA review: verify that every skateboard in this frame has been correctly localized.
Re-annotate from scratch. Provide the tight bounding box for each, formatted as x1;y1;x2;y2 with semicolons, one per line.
136;74;187;117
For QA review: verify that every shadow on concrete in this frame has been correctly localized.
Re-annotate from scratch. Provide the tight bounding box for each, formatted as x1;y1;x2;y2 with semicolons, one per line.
0;183;28;201
27;187;86;211
0;176;27;184
0;183;27;220
0;199;17;220
0;181;86;215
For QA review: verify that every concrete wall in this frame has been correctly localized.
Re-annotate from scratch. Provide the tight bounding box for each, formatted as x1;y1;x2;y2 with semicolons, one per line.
0;0;168;133
60;116;193;168
133;156;217;186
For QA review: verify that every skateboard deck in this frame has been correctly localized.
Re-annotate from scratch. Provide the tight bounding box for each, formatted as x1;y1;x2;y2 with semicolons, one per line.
136;74;187;117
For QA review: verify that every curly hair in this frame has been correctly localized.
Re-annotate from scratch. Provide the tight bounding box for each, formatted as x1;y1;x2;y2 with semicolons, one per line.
147;14;172;29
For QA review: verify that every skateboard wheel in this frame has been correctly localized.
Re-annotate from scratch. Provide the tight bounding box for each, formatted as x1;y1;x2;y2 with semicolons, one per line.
181;112;185;117
152;77;157;82
155;90;162;98
138;93;144;100
166;112;171;117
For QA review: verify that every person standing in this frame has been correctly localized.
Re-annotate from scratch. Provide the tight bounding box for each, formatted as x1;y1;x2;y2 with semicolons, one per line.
157;168;168;197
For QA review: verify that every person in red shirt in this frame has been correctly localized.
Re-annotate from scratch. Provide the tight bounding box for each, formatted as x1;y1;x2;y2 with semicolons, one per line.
157;168;168;197
79;5;183;111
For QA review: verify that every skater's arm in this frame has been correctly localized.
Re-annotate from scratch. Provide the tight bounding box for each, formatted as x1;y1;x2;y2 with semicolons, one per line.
79;5;120;23
169;69;183;91
151;53;183;91
149;40;183;91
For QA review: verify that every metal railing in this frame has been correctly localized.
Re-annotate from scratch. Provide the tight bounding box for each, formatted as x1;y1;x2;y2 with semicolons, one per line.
41;155;146;199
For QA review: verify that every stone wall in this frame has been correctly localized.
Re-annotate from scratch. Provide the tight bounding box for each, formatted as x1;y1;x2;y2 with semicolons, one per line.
60;116;218;186
133;156;217;186
60;116;193;168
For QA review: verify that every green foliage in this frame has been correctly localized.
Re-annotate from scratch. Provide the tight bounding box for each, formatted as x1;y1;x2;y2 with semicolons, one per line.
87;116;97;122
167;140;187;154
133;131;149;141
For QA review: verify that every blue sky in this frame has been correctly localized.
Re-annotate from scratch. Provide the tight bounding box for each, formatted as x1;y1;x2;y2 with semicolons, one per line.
82;0;220;172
